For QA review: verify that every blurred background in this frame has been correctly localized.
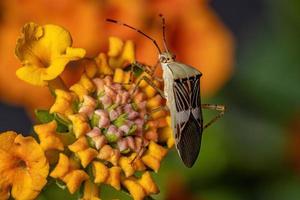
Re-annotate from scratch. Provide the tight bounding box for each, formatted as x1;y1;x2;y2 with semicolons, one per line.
0;0;300;199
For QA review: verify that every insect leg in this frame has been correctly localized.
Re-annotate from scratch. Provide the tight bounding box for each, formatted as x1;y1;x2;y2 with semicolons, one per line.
201;104;225;129
131;75;166;99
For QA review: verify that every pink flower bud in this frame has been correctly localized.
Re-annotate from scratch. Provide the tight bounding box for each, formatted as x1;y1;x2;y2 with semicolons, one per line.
79;95;97;118
126;136;135;150
109;109;119;121
111;83;122;91
103;76;112;86
104;85;116;98
93;78;105;92
128;111;139;120
119;124;130;133
123;104;132;113
107;125;118;134
94;135;107;150
135;137;143;152
115;94;122;105
87;127;101;138
117;139;129;152
121;91;130;104
135;118;144;131
94;110;109;128
116;129;124;138
100;95;112;108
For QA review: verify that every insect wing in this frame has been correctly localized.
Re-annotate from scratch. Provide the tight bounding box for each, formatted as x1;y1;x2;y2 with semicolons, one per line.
173;74;203;167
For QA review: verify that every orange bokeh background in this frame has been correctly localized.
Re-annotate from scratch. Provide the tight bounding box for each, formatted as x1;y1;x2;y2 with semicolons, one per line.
0;0;234;115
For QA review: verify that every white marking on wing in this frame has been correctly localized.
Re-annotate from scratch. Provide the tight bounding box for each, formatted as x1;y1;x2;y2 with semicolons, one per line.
192;107;200;119
176;108;200;124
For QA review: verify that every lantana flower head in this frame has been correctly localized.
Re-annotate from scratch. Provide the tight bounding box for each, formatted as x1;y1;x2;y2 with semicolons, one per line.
10;22;175;200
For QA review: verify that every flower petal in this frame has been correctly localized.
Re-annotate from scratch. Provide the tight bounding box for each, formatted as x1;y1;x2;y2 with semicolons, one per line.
82;180;100;200
44;47;86;81
92;161;109;184
11;168;40;200
16;65;48;86
0;131;17;151
50;153;70;178
34;121;64;151
63;170;89;194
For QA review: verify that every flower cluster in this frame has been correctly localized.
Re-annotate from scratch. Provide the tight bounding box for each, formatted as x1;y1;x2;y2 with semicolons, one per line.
0;22;174;200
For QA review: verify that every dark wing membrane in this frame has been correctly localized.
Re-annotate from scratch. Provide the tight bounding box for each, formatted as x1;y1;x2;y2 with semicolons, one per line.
173;75;203;167
176;113;202;167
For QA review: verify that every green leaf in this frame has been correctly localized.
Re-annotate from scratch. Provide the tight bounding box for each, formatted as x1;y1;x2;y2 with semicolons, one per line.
35;109;54;123
54;113;71;132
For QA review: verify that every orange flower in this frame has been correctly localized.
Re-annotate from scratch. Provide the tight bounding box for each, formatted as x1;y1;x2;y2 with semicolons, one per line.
0;131;49;200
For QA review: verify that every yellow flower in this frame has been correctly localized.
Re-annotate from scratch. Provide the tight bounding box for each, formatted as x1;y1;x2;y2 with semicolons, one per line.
70;74;95;100
68;137;98;168
0;131;49;200
122;172;159;200
97;145;120;166
107;37;135;69
81;180;101;200
50;89;75;116
106;166;122;190
92;161;109;184
113;68;132;84
15;22;86;86
50;153;88;194
94;53;114;75
68;114;91;138
141;141;168;172
34;120;64;151
63;169;89;194
92;161;121;190
158;116;175;148
50;153;71;178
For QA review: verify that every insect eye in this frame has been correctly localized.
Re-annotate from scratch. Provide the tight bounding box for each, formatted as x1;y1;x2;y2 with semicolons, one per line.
160;56;167;63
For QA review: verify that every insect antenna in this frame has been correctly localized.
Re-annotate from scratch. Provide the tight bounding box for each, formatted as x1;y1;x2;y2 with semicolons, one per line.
158;14;170;53
106;18;162;54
